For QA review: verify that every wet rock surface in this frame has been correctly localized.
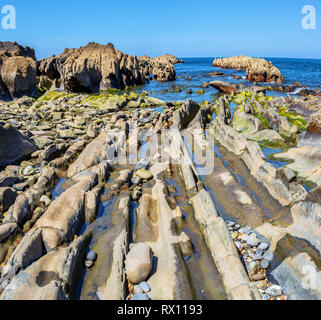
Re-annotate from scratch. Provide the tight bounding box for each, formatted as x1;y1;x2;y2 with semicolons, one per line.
0;74;319;301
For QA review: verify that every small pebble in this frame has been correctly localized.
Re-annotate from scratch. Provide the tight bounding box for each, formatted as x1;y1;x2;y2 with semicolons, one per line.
258;243;269;251
85;260;94;268
40;195;51;206
260;259;270;270
239;234;249;242
239;225;252;234
263;250;274;262
251;272;265;281
266;285;283;297
86;251;97;262
139;281;151;293
22;165;34;176
133;285;144;294
252;254;263;261
247;261;259;275
247;234;260;247
226;221;235;228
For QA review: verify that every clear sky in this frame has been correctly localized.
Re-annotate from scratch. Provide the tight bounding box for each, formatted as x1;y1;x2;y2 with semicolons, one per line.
0;0;320;59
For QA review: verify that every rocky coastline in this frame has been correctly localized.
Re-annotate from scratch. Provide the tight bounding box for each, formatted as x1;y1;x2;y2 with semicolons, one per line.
0;41;182;100
0;41;320;301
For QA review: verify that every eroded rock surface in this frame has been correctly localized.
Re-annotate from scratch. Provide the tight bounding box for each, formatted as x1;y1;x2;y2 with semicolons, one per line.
37;42;146;93
0;84;319;301
0;42;37;99
213;55;284;84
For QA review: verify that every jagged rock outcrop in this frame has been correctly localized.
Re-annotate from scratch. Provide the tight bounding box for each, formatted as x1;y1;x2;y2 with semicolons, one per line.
37;44;182;92
213;55;284;84
0;42;37;99
159;54;184;65
1;56;37;98
138;54;180;82
37;42;147;93
0;42;36;61
307;112;321;133
36;55;60;90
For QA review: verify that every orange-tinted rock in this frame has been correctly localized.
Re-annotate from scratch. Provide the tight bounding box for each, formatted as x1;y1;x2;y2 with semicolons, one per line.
209;81;240;94
307;112;321;133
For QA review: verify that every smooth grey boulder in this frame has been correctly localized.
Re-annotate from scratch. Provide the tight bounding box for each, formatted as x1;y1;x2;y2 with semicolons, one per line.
0;223;17;243
0;187;18;212
125;243;154;285
0;124;38;168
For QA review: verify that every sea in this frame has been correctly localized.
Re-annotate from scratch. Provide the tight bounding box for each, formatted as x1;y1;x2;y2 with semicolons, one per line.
132;57;321;103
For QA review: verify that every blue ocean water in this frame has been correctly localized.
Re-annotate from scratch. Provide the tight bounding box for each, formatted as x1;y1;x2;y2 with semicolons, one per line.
134;57;321;102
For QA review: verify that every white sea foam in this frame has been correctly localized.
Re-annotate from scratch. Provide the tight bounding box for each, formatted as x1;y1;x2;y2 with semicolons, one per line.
289;87;304;95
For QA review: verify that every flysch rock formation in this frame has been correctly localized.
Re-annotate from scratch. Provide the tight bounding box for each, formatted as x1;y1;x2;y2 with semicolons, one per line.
0;43;321;300
37;43;182;93
37;42;147;93
0;48;320;301
213;55;284;84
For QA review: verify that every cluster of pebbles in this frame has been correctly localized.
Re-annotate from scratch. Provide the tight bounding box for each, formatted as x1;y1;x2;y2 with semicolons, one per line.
226;221;288;300
128;281;151;301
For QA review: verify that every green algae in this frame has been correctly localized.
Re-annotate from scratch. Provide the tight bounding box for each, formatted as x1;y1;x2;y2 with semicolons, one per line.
38;90;77;102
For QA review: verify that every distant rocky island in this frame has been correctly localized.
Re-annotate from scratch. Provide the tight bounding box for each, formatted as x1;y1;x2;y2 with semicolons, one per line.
213;55;284;84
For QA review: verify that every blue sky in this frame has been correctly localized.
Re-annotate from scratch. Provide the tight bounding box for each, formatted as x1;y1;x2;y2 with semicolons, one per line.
0;0;320;59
